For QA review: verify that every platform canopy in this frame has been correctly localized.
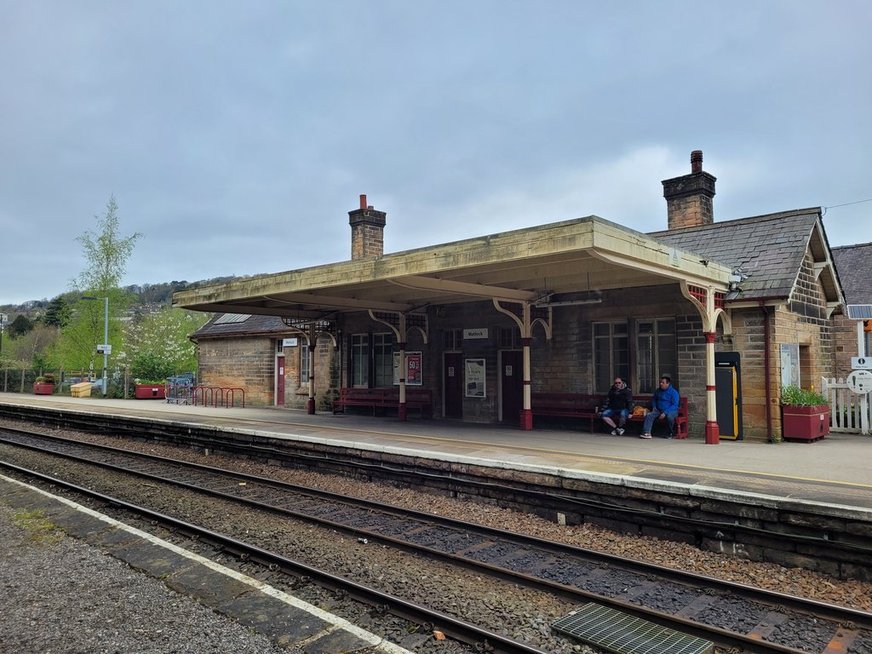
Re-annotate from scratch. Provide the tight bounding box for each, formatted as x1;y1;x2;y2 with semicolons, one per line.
173;216;732;318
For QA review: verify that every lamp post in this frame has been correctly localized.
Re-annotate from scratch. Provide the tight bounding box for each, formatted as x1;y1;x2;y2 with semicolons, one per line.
82;296;109;397
0;313;7;362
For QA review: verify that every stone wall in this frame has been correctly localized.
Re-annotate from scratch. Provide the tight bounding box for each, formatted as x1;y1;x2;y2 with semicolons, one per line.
197;335;276;406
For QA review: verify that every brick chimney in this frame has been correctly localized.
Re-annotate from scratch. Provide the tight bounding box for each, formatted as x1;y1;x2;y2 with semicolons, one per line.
662;150;717;229
348;194;386;260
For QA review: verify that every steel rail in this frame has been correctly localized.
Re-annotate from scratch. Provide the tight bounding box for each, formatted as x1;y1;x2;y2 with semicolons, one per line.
1;427;869;629
3;431;868;653
0;459;546;654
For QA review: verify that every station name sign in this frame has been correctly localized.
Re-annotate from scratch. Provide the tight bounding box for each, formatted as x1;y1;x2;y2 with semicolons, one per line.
463;328;489;340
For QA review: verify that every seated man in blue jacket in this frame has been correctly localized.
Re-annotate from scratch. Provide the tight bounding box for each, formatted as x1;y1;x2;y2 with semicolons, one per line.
640;376;680;439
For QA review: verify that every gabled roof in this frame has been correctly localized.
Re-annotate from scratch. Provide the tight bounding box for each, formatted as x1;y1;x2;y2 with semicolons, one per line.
831;242;872;304
191;313;292;340
650;208;841;305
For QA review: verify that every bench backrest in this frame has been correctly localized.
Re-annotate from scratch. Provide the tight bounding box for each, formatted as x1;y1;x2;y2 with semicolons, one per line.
531;392;600;409
339;387;432;402
632;394;688;415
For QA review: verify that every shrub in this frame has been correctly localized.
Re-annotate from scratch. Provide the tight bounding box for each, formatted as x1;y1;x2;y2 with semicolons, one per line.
130;351;173;383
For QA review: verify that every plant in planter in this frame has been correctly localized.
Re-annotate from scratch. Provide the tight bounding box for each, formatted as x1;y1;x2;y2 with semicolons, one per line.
33;374;56;395
780;385;830;442
130;352;172;399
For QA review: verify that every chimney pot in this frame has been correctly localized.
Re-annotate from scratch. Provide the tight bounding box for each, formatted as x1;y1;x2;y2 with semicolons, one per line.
691;150;703;174
349;195;387;259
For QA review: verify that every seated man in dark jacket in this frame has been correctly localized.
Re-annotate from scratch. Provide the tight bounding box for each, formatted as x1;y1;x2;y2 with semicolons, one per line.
601;377;632;435
640;375;680;439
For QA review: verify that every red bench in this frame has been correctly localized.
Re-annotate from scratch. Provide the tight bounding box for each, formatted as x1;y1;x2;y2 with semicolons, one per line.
532;392;689;438
628;395;689;438
333;387;433;418
531;393;600;431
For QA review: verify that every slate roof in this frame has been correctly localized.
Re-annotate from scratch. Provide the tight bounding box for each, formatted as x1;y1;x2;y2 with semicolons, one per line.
190;313;292;340
649;208;821;301
831;242;872;304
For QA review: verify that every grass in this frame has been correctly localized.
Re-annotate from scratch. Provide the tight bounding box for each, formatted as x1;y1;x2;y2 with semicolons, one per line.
12;508;64;545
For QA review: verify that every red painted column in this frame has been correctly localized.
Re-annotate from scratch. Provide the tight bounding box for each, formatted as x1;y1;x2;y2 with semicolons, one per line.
705;331;720;444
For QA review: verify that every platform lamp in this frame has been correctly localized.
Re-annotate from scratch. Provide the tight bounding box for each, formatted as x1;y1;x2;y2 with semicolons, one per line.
81;296;109;397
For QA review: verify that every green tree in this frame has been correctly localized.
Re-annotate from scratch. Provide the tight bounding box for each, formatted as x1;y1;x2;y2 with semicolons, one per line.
52;197;142;379
8;314;34;338
124;307;208;380
7;325;58;373
42;295;73;328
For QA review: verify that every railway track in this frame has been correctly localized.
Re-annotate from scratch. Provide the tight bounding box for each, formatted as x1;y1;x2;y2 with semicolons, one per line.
1;426;871;654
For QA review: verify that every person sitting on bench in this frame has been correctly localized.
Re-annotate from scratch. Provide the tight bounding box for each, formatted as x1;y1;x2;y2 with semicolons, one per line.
640;376;679;439
601;377;632;435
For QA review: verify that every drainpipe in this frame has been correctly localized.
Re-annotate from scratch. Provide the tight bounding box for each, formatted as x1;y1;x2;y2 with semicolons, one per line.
761;300;773;439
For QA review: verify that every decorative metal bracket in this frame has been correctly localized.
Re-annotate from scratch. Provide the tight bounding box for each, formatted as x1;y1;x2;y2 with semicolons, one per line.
281;316;338;348
492;299;552;340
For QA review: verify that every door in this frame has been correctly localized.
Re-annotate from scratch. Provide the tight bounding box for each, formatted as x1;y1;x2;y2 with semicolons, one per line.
715;351;743;440
276;354;285;406
500;350;523;424
444;352;463;419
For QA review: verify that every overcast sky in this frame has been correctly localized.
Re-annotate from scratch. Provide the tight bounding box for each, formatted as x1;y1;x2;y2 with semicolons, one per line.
1;1;870;305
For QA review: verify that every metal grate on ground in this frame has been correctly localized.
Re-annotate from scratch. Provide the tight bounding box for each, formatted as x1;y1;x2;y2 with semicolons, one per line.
552;603;713;654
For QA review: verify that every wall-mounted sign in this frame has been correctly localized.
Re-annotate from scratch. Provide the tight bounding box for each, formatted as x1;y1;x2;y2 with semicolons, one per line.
465;358;486;397
282;337;299;347
851;357;872;370
463;328;489;340
393;351;423;386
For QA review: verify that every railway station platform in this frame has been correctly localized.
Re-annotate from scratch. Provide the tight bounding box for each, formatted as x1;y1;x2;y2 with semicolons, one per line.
2;392;870;513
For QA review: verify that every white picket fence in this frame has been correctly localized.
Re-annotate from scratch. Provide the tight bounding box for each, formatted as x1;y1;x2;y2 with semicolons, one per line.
821;377;871;435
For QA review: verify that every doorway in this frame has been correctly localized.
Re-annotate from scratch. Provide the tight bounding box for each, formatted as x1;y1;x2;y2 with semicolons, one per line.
500;350;523;424
275;354;285;406
444;352;463;419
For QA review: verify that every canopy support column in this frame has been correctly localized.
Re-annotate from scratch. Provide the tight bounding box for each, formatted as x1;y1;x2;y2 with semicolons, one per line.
493;299;552;430
368;310;429;421
681;283;727;444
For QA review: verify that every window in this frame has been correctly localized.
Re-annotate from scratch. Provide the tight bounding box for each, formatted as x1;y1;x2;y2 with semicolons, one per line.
373;333;394;387
351;334;369;387
443;328;462;350
499;327;520;349
349;332;394;388
636;319;676;393
593;322;628;392
300;340;310;387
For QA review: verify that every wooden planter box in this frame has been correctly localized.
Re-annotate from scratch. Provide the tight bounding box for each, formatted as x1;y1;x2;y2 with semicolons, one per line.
33;382;55;395
134;384;165;400
782;405;830;441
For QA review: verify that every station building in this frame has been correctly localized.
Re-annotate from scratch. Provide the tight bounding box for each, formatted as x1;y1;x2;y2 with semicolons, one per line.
177;152;846;442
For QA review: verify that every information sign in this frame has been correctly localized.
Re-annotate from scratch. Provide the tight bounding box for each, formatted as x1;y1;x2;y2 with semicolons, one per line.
847;369;872;394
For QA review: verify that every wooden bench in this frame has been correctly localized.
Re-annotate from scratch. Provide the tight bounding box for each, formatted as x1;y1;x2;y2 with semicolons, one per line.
333;387;433;418
531;392;601;431
628;395;689;438
532;391;689;438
